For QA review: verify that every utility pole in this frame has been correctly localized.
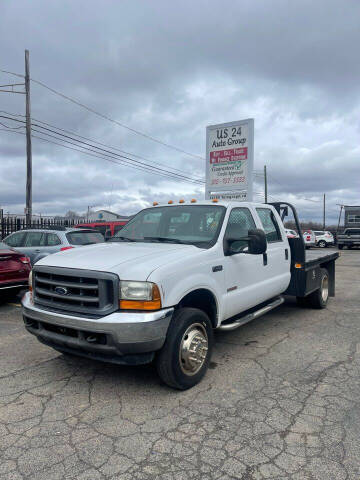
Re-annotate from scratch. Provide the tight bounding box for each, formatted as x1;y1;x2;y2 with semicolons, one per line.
24;50;33;227
323;193;326;230
336;205;343;233
264;165;268;203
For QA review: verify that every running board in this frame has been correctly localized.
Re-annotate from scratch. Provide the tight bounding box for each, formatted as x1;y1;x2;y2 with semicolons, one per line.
219;296;284;331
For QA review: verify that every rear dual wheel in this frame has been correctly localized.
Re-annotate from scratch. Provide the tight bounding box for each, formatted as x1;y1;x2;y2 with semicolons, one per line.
296;268;329;309
156;308;213;390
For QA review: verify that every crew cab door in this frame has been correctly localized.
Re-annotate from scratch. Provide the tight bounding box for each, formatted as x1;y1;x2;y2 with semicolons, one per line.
254;206;291;294
223;207;268;319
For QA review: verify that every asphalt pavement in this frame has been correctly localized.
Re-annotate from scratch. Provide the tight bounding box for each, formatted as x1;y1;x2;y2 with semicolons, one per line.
1;248;360;479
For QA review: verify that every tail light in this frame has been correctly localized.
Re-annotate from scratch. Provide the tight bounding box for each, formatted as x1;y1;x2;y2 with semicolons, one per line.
307;236;311;241
60;246;74;252
19;256;31;264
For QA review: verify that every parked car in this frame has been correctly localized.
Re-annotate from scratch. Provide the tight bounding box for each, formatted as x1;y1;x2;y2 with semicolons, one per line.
302;230;316;249
337;228;360;250
313;230;335;248
0;242;31;294
285;228;299;238
74;221;128;239
3;227;104;265
23;200;339;390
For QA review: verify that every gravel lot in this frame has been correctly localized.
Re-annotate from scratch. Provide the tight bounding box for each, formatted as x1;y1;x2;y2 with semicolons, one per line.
1;248;359;480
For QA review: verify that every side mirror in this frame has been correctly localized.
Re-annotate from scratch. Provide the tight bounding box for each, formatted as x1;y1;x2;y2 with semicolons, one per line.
247;228;267;255
224;228;267;256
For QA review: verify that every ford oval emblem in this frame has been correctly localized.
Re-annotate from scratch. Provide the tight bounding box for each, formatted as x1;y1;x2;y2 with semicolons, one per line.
55;286;68;295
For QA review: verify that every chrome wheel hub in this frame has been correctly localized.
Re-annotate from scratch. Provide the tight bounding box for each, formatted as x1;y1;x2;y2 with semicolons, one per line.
179;323;208;376
321;275;329;302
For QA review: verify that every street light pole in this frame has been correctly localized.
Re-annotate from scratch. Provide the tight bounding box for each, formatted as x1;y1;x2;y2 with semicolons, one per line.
25;50;33;227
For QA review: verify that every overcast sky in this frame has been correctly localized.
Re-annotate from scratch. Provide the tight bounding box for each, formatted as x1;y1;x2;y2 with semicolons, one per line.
0;0;359;224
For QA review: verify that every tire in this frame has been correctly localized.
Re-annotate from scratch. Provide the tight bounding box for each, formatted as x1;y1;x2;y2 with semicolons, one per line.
296;296;309;307
338;244;343;250
318;240;326;248
308;268;329;309
156;308;213;390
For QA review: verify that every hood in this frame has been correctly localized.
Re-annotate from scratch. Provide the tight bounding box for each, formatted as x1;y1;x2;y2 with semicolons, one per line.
36;241;201;280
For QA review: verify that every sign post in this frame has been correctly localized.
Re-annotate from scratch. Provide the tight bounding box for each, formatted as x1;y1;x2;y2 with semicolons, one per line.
205;119;254;201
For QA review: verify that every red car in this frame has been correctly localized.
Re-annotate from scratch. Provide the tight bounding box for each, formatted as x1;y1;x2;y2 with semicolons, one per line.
74;221;128;238
0;241;31;294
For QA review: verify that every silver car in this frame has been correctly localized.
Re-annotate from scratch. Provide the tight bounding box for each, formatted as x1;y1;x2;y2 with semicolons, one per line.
3;227;104;265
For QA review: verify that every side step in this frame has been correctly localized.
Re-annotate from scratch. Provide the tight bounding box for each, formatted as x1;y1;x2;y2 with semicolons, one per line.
218;296;284;331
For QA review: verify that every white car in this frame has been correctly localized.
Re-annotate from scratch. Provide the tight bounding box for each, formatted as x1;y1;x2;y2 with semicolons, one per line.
285;228;299;239
22;201;339;390
303;230;316;249
313;231;334;248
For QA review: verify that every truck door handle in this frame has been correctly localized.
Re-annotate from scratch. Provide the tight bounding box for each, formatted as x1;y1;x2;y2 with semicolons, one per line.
263;253;268;266
285;249;289;260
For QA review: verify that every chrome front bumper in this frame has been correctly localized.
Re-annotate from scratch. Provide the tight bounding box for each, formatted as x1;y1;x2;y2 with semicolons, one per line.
22;292;173;362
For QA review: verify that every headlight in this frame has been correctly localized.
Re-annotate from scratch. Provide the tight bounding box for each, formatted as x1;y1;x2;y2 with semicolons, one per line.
119;281;161;310
28;270;33;291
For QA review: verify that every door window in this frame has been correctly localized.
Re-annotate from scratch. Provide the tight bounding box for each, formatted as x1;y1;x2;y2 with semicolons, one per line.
24;232;46;247
224;208;256;252
46;233;61;246
256;208;282;242
5;231;26;247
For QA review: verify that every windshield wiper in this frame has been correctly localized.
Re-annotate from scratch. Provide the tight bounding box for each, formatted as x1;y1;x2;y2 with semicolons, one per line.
109;236;138;242
144;236;192;245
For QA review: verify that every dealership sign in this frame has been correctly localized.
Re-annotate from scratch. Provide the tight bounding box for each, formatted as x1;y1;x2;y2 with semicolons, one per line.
205;119;254;201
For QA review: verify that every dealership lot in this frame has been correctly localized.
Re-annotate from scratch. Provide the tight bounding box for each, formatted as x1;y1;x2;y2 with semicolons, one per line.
1;249;360;480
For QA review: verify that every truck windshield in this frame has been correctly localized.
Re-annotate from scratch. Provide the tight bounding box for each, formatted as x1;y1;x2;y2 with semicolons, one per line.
111;205;226;248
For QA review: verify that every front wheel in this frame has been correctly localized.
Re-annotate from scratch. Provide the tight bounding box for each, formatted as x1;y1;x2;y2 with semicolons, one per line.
156;308;213;390
318;240;326;248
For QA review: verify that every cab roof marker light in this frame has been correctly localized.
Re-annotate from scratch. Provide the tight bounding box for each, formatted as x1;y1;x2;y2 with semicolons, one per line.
191;199;197;203
179;199;185;203
153;202;159;206
212;198;219;203
168;200;174;204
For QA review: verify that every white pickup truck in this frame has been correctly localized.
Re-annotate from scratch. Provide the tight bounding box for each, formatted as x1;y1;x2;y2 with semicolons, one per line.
22;201;339;389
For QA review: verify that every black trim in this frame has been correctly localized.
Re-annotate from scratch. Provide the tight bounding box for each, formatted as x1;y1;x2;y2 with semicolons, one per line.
212;265;223;272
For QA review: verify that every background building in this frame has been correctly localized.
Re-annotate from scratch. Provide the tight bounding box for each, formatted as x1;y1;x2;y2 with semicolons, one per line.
87;209;130;222
344;206;360;228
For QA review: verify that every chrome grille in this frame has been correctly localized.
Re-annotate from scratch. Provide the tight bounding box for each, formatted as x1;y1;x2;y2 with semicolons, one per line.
33;266;119;316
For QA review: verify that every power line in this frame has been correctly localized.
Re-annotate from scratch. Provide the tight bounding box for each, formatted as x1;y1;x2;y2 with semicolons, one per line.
0;121;25;130
0;128;203;185
0;69;24;79
0;114;204;184
29;77;205;161
0;111;204;181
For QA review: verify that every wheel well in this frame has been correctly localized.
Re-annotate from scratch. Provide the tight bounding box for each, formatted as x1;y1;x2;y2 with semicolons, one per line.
177;289;218;328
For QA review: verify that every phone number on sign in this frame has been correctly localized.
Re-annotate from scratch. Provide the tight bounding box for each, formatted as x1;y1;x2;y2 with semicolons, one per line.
211;176;245;185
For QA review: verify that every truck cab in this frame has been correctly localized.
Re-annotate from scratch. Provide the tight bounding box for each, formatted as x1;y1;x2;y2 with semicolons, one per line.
22;200;338;389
